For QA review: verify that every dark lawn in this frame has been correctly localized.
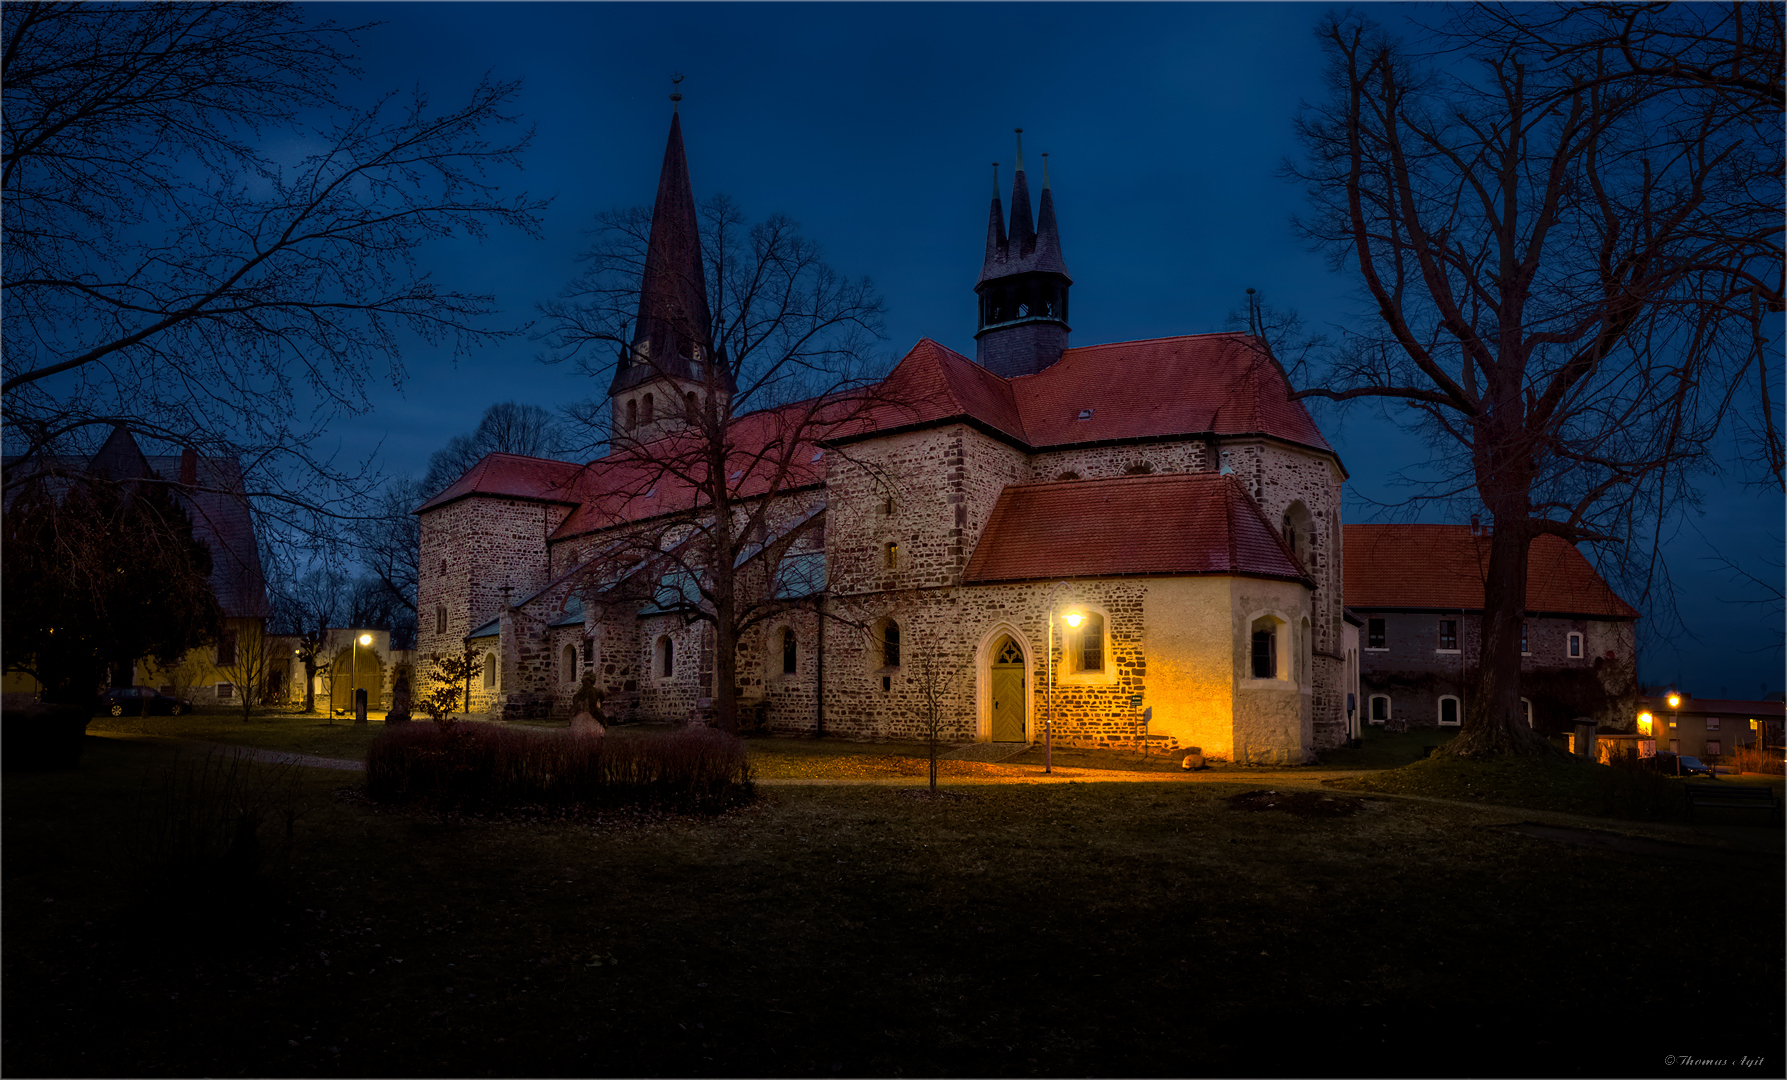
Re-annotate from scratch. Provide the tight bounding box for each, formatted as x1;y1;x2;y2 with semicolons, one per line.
3;736;1780;1079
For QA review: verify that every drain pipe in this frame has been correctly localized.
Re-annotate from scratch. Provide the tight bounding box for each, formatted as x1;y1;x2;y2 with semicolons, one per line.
814;595;826;738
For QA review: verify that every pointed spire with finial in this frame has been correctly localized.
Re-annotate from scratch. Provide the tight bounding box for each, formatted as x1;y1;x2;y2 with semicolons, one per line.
983;162;1007;270
1007;128;1036;257
610;82;730;397
1033;150;1066;274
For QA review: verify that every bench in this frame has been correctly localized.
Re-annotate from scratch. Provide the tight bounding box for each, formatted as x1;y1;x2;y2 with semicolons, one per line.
1683;784;1783;825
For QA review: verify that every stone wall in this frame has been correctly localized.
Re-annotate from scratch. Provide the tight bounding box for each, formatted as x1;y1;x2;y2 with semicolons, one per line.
1357;611;1638;731
416;495;570;693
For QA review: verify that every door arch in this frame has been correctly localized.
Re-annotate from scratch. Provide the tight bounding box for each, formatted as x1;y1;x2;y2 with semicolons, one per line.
975;624;1033;743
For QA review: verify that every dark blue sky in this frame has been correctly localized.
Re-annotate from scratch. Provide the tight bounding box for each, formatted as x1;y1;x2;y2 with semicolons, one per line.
326;2;1780;696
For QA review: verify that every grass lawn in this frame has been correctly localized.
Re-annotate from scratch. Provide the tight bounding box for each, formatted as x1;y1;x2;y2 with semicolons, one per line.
1332;745;1787;825
3;736;1780;1078
88;708;391;761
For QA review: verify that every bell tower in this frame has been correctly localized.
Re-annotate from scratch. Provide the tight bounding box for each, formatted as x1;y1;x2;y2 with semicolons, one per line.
609;82;733;444
974;129;1072;378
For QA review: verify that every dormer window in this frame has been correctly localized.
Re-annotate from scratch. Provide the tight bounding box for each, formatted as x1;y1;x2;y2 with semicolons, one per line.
1076;409;1094;420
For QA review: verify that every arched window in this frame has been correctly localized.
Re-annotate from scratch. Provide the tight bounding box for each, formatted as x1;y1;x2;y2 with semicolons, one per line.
782;627;797;674
1369;694;1391;723
1282;501;1313;562
626;399;638;430
1249;615;1285;680
658;635;674;678
881;619;901;668
686;391;699;418
482;652;496;689
642;393;655;424
1438;695;1461;726
562;644;577;683
1067;612;1105;674
884;541;899;569
435;605;447;634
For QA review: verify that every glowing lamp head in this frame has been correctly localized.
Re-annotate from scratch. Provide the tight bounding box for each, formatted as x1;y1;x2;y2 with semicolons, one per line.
1666;693;1681;709
1063;612;1083;628
358;633;372;646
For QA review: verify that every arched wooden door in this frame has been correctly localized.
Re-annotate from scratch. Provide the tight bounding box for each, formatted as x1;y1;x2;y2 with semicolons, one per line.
989;635;1026;742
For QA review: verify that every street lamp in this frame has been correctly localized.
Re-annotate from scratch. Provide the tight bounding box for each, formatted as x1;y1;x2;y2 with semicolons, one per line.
1045;581;1079;776
1667;691;1682;774
353;633;373;724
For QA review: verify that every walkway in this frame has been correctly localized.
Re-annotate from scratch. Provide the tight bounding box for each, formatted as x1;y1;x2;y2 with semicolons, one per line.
87;731;365;771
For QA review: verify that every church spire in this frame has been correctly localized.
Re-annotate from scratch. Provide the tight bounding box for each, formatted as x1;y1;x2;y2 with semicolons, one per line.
609;89;725;399
973;130;1072;378
1007;129;1036;256
982;162;1007;271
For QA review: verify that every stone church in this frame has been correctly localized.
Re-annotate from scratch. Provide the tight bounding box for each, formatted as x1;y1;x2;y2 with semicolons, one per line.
416;111;1349;763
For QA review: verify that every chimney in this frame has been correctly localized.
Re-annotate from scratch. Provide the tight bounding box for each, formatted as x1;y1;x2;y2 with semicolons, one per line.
180;447;198;487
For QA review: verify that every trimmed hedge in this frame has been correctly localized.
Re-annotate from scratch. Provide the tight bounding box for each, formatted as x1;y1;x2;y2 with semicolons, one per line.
2;703;91;771
365;723;754;815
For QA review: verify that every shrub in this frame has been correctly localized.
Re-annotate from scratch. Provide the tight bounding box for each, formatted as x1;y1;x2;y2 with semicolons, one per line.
365;724;754;815
1731;744;1785;775
1;702;91;771
1598;751;1681;820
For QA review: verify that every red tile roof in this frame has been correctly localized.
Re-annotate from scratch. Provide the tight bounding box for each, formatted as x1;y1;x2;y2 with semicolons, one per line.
415;453;589;513
1015;334;1331;453
962;473;1312;585
1343;525;1639;618
548;402;831;541
842;333;1333;457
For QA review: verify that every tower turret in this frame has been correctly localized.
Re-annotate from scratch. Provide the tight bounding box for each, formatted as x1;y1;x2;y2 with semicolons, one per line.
974;129;1071;377
610;84;733;443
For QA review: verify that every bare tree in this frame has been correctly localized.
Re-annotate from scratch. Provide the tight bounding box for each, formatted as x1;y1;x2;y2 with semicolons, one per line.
269;567;345;713
906;649;962;795
215;620;277;724
419;403;571;497
2;1;545;555
1285;8;1782;756
540;191;887;733
352;475;423;624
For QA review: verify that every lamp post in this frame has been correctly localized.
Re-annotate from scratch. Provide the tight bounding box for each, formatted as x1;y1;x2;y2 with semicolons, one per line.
1667;691;1682;775
353;632;373;724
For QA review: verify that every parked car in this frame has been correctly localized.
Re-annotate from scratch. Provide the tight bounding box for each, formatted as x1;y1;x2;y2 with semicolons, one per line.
1676;754;1715;778
99;686;191;716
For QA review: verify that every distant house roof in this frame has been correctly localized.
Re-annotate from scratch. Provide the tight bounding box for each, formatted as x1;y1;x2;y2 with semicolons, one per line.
4;429;269;620
1637;696;1784;719
1343;525;1639;619
963;473;1311;585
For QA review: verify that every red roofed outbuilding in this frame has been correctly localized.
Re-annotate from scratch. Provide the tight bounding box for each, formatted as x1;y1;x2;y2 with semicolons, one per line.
1344;524;1639;736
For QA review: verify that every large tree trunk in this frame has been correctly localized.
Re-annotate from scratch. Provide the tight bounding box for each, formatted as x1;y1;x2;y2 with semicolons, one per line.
1444;514;1552;758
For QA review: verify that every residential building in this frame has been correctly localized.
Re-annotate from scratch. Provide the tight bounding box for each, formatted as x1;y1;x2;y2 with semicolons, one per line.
1344;524;1639;733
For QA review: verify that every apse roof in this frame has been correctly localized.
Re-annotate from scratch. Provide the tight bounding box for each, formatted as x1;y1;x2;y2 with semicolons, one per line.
962;473;1311;585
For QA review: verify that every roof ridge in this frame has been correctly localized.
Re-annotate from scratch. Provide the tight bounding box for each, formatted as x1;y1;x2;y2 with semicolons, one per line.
1060;331;1252;354
1002;471;1225;491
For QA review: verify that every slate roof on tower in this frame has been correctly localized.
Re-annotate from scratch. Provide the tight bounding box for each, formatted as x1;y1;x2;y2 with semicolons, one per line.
608;107;731;396
963;473;1311;584
1343;524;1639;618
977;133;1070;285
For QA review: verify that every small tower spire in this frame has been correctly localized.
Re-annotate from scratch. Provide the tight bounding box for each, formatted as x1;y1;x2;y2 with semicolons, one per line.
1008;128;1036;256
669;72;684;112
